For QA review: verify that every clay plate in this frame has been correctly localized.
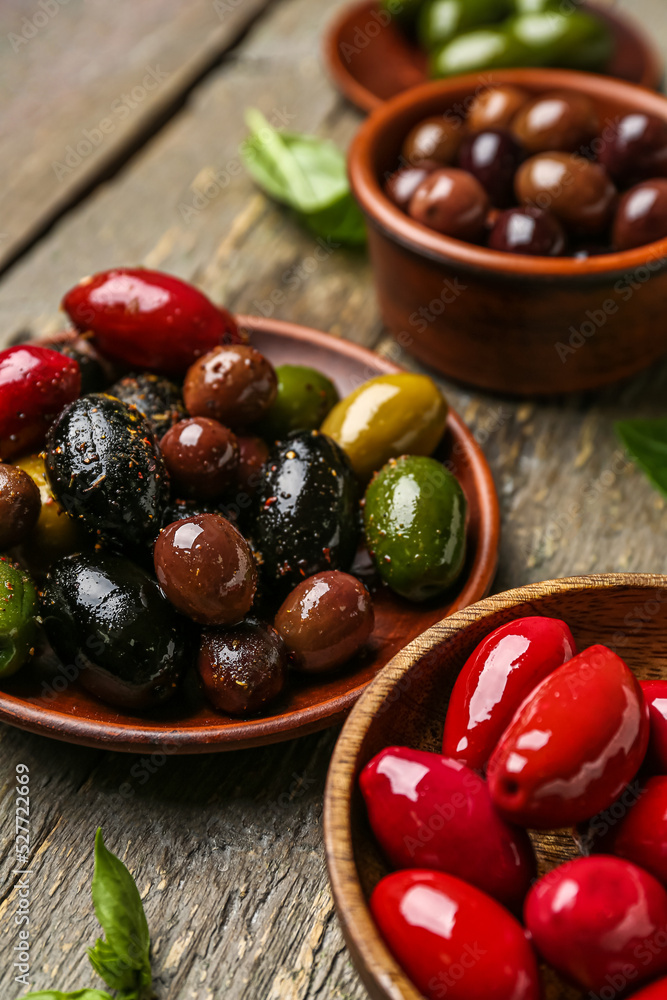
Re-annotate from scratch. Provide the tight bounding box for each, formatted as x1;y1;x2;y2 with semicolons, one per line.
0;316;499;753
325;0;664;114
324;573;667;1000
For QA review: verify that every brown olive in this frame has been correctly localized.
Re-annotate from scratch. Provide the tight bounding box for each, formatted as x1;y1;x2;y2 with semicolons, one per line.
515;152;616;236
385;166;436;209
408;168;490;241
467;85;531;133
511;91;599;154
154;513;257;625
0;463;41;549
198;618;287;715
274;571;374;673
613;179;667;251
402;116;463;167
235;435;269;494
160;417;239;499
183;345;277;427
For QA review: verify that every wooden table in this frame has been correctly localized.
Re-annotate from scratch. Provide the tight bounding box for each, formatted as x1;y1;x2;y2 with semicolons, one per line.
1;1;667;996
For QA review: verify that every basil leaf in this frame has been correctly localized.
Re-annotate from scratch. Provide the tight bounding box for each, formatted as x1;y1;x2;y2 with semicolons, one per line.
616;419;667;497
89;829;151;991
23;991;113;1000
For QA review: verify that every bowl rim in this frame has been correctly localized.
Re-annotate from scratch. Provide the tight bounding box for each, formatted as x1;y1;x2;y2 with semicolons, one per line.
348;67;667;279
323;572;667;1000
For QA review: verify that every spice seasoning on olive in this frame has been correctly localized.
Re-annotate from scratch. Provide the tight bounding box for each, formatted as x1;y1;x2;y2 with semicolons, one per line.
511;91;599;154
183;344;277;427
402;116;463;167
275;571;374;674
261;364;340;441
235;435;269;494
598;113;667;185
613;179;667;252
488;206;566;255
0;556;38;677
160;417;239;499
154;513;257;625
457;129;522;207
44;334;115;395
198;618;287;715
409;168;489;240
0;463;41;549
109;372;186;436
385;166;436;209
467;85;530;133
515;152;617;235
160;497;235;529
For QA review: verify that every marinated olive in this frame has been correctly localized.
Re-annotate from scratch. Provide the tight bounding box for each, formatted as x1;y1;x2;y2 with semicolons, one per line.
160;497;235;529
598;113;667;185
0;463;41;549
160;418;239;499
408;168;489;239
41;552;188;710
467;85;530;133
183;344;277;427
261;365;339;441
0;556;37;678
45;393;169;553
401;116;463;167
488;206;566;255
511;90;599;154
109;372;186;436
385;166;435;209
506;10;612;71
457;129;522;206
253;432;359;597
364;455;467;602
198;618;287;715
515;152;617;235
417;0;512;50
430;28;527;78
154;514;257;625
275;571;374;673
44;334;114;394
235;435;269;495
613;180;667;252
15;453;88;572
321;374;448;482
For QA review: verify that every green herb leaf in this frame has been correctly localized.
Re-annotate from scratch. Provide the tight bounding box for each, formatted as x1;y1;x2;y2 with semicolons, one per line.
242;109;366;246
88;938;143;993
616;419;667;497
23;991;113;1000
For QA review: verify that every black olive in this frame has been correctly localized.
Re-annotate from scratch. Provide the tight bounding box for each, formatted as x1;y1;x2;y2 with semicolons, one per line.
45;336;114;394
108;373;186;437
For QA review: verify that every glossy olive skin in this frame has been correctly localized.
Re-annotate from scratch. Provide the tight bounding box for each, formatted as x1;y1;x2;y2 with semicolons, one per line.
45;393;169;553
467;84;530;132
160;497;233;529
506;10;612;71
198;618;287;715
44;334;114;394
235;435;269;494
41;552;188;710
598;113;667;185
254;432;359;598
0;463;41;549
597;776;667;886
488;645;649;828
14;453;87;573
385;166;435;209
642;679;667;772
525;856;667;992
321;374;448;481
261;364;339;441
457;129;522;207
511;90;599;154
183;345;277;427
443;616;576;771
417;0;511;50
274;571;374;673
371;870;540;1000
160;418;239;499
364;456;466;602
515;151;617;235
0;557;37;678
488;205;566;254
360;747;536;911
154;514;257;625
109;372;186;436
401;115;463;167
613;179;667;251
408;168;490;240
430;28;527;79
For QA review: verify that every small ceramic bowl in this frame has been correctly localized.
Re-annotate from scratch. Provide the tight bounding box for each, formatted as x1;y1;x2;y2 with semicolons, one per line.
324;573;667;1000
348;69;667;395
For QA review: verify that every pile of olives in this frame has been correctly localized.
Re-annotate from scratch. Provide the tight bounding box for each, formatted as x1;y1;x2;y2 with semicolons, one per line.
383;0;613;79
0;269;468;720
387;86;667;257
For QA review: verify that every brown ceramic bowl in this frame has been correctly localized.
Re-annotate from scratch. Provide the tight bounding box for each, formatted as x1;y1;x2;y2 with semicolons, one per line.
325;0;663;114
0;316;499;753
324;573;667;1000
348;69;667;395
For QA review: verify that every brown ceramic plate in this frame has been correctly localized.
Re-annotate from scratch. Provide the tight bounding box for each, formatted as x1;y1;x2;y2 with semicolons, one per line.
325;0;663;114
323;573;667;1000
0;316;499;753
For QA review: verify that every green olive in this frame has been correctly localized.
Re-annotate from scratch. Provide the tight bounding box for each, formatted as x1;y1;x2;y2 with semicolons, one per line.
506;10;613;70
0;557;37;677
364;455;467;602
261;365;339;441
14;453;87;575
511;0;561;12
418;0;512;50
320;374;448;481
429;27;530;77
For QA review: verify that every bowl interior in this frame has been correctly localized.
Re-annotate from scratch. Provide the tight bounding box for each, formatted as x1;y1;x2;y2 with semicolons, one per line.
325;575;667;1000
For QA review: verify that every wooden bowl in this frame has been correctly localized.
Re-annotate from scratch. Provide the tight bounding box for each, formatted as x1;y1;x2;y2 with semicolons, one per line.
325;0;663;114
324;573;667;1000
0;316;499;754
348;69;667;395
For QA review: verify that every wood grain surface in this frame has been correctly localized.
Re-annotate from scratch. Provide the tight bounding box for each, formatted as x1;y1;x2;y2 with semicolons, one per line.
1;0;667;997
